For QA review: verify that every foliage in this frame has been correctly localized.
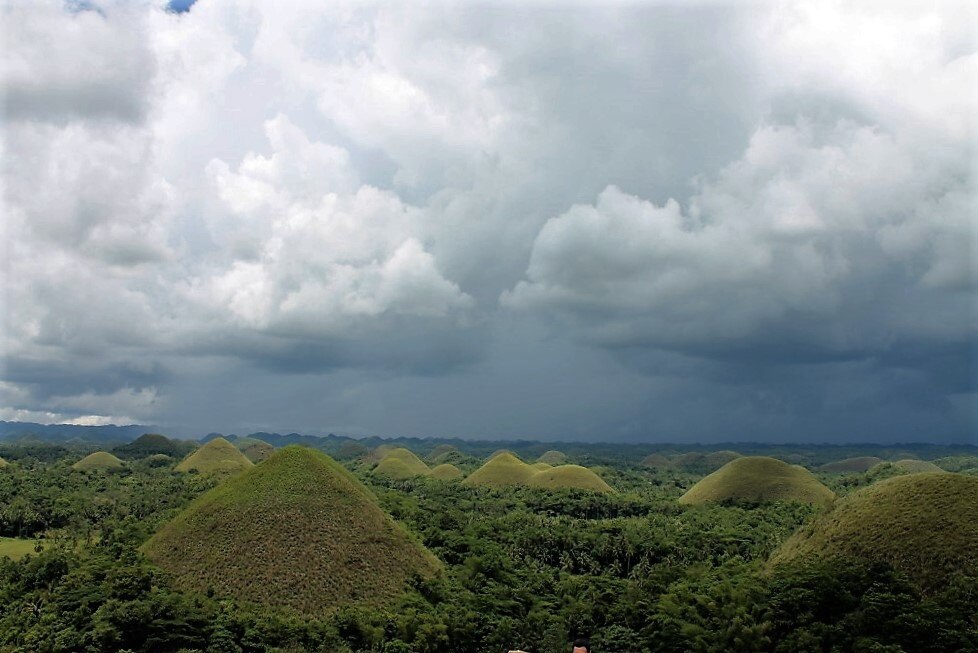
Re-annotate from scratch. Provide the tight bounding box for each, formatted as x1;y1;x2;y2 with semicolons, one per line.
0;442;975;652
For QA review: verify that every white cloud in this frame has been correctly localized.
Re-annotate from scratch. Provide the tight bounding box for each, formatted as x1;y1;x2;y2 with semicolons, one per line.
0;0;973;438
0;0;154;123
505;118;975;355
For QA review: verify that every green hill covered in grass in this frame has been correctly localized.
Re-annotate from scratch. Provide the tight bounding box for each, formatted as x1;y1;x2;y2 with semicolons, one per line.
364;444;395;464
528;465;614;493
236;438;274;463
771;473;978;591
144;446;440;615
429;463;463;481
334;441;369;460
679;456;835;506
537;450;567;465
372;448;430;480
464;452;538;488
0;457;8;468
72;451;125;472
174;438;253;476
428;444;460;461
113;433;194;460
818;456;883;473
873;459;945;475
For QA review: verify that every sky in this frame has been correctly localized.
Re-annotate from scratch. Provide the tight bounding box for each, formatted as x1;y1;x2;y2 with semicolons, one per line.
1;0;976;443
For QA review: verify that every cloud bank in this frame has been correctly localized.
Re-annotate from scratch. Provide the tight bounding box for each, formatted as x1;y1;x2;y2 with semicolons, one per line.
1;0;975;441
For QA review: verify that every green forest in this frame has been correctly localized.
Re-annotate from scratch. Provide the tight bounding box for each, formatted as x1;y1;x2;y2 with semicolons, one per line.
0;436;976;653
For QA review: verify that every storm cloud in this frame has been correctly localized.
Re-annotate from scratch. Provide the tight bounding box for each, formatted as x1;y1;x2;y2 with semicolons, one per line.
1;0;975;442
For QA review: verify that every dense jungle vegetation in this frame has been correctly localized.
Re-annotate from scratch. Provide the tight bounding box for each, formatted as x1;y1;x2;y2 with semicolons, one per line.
0;439;976;653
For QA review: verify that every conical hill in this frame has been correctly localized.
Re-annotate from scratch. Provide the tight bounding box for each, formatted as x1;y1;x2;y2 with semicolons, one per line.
143;446;440;615
679;456;835;506
771;473;978;591
537;450;568;465
429;463;463;481
528;465;614;493
464;452;538;488
372;448;430;480
175;437;253;476
72;451;125;472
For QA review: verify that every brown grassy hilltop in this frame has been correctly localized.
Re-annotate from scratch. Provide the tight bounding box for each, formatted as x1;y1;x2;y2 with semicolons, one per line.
175;437;253;476
679;456;835;506
771;473;978;592
143;446;440;615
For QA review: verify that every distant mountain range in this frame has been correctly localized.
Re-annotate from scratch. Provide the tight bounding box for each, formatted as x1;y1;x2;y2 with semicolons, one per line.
0;420;157;445
1;421;976;467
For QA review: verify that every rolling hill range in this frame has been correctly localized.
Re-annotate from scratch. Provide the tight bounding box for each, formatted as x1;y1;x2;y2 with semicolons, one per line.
870;459;945;475
174;437;253;476
771;473;978;591
71;451;125;472
641;453;672;468
679;456;835;506
818;456;883;473
143;446;441;615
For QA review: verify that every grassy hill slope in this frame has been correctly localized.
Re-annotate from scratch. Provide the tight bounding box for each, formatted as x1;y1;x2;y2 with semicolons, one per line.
0;457;7;468
528;465;614;493
372;448;430;480
679;456;835;506
143;446;440;615
72;451;125;472
463;452;538;488
537;450;568;465
818;456;883;473
429;463;463;481
771;473;978;591
174;437;253;476
113;433;195;460
235;438;274;463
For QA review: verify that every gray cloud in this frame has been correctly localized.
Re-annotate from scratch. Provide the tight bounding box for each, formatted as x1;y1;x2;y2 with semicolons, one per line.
0;0;974;441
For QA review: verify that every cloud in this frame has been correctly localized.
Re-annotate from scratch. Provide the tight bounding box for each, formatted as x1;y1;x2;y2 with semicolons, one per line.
0;0;974;439
1;1;154;124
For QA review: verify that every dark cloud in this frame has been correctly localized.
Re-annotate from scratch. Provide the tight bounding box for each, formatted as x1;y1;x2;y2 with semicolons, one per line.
0;1;974;442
